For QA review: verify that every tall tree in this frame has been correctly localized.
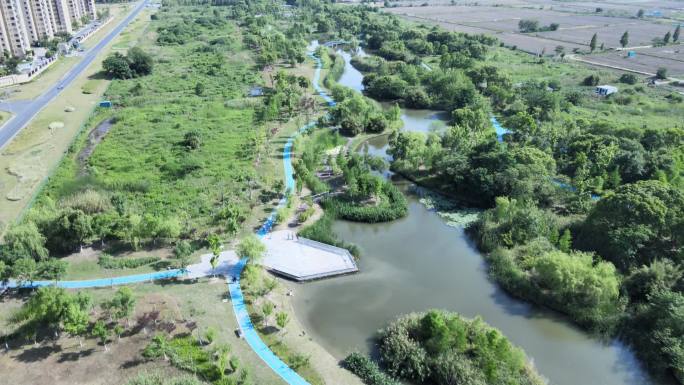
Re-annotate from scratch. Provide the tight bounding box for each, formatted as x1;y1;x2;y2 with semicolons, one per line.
589;33;598;52
664;31;672;44
674;25;681;42
620;31;629;48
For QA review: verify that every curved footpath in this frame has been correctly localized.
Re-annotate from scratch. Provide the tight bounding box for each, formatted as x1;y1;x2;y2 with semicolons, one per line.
0;48;335;385
226;49;336;385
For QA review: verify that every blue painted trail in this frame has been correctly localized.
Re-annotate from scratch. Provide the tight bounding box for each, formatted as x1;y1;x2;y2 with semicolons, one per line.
224;48;337;385
3;269;185;290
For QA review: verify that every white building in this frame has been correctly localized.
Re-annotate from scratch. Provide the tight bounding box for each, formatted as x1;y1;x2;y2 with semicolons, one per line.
595;85;618;96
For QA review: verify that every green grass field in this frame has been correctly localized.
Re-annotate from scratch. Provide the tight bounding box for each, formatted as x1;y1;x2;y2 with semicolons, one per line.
33;6;265;235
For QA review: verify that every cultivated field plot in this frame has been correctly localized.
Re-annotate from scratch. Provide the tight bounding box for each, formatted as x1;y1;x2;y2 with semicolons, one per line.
536;21;677;48
587;47;684;76
395;11;587;54
464;14;635;33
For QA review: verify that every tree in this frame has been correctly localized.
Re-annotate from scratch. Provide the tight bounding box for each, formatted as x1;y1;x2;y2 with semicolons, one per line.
276;311;289;332
143;333;172;361
91;320;110;351
14;287;92;337
113;324;125;341
237;235;266;264
194;82;205;96
261;301;274;325
674;25;681;42
12;258;37;286
36;259;67;281
63;303;89;348
518;19;539;33
0;260;7;282
102;52;132;79
207;234;221;276
127;47;153;76
589;33;598;52
656;67;668;80
577;180;684;271
619;74;638;85
1;222;48;261
664;31;672;44
637;9;644;18
104;287;136;325
620;31;629;48
582;74;600;86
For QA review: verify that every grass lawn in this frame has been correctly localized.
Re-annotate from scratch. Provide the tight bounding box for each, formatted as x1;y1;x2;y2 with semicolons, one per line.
0;111;12;123
32;6;264;238
0;7;153;233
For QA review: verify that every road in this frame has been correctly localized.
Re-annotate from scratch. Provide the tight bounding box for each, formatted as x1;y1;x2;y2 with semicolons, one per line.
0;0;148;150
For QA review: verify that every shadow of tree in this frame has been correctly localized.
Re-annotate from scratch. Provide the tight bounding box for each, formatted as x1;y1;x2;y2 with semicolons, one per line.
57;348;95;362
15;344;61;362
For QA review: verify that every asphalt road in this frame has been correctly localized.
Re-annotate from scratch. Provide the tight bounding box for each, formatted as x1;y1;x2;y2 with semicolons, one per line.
0;0;148;150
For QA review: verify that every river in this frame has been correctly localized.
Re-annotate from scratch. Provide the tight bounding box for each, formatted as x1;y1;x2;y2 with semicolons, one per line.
292;44;660;385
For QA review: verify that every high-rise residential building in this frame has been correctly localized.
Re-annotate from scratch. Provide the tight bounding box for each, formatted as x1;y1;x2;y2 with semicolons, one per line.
0;0;95;57
28;0;56;40
49;0;73;34
0;0;33;57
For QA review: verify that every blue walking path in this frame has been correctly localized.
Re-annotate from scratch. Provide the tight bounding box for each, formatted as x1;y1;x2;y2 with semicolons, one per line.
224;47;337;385
2;269;185;290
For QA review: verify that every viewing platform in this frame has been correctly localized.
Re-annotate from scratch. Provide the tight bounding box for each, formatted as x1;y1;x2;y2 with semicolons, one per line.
261;230;358;281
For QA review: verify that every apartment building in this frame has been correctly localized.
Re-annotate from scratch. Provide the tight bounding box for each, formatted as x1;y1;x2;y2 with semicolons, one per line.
0;0;96;57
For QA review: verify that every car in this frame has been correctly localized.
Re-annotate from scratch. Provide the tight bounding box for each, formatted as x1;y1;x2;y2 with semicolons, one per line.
57;84;64;90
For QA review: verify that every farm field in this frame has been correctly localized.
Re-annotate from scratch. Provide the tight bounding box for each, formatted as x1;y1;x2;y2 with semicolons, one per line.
386;0;684;74
587;47;684;76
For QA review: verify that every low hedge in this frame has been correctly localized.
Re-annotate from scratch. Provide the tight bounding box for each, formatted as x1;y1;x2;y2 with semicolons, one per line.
298;212;360;258
98;254;161;269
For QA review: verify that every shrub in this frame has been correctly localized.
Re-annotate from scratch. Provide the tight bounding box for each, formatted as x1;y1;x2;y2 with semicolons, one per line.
582;74;600;86
322;181;407;223
343;352;400;385
619;73;638;85
298;213;360;258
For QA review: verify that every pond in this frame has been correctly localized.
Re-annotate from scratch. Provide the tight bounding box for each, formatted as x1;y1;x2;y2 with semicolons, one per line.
292;43;660;385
